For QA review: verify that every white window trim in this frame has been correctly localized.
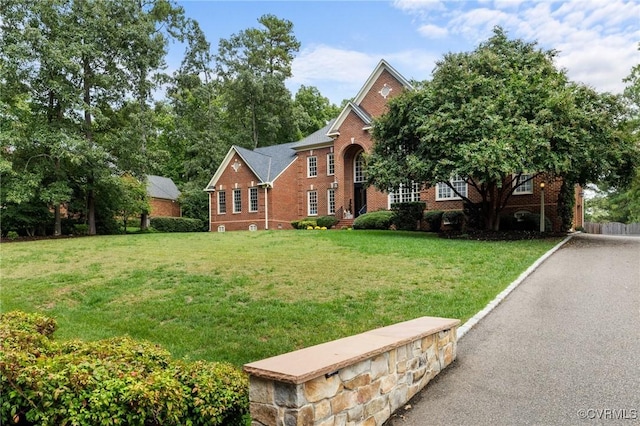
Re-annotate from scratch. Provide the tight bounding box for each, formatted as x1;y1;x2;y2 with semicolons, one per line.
327;152;335;176
513;173;534;195
436;176;467;201
217;191;226;215
308;190;318;216
233;188;242;213
249;187;258;212
388;182;421;207
327;188;336;215
307;156;318;178
354;152;366;183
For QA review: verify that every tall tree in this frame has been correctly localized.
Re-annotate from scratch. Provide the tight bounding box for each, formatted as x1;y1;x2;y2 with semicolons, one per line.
367;27;639;231
1;0;190;235
585;46;640;224
293;85;341;136
215;14;300;148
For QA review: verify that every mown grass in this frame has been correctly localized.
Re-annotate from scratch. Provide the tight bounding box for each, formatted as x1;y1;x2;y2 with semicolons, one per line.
0;230;562;366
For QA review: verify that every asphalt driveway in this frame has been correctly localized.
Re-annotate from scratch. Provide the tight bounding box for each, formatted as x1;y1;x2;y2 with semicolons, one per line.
386;234;640;426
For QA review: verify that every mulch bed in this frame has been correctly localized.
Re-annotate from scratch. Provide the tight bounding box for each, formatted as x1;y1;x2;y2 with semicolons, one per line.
439;230;569;241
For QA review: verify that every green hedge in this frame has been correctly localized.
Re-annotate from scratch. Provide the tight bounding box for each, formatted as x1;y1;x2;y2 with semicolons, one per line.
0;311;248;426
149;217;205;233
316;216;339;229
442;210;465;231
353;210;394;230
424;210;444;232
391;202;426;231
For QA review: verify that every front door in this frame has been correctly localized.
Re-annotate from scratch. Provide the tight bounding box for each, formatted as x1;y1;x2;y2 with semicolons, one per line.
353;151;367;217
354;183;367;217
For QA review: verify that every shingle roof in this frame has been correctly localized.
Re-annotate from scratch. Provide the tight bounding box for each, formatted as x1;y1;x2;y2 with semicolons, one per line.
231;120;336;183
291;119;336;149
147;175;181;200
234;142;299;183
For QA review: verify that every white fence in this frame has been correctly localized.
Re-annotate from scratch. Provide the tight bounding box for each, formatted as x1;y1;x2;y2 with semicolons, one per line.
584;222;640;235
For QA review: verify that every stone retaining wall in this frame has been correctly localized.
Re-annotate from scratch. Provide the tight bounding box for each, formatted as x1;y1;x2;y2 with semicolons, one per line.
244;316;459;426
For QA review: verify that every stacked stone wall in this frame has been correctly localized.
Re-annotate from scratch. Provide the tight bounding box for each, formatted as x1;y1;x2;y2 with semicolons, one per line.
245;317;458;426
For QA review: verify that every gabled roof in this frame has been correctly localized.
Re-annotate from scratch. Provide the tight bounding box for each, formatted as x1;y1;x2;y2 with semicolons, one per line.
327;59;412;136
352;59;412;105
205;142;298;191
327;102;372;137
147;175;181;200
205;120;339;191
292;119;336;150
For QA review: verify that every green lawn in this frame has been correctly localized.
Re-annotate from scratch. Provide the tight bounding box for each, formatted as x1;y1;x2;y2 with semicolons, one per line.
1;230;561;366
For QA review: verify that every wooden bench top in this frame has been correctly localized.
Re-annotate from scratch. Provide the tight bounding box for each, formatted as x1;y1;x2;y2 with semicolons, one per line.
243;316;460;384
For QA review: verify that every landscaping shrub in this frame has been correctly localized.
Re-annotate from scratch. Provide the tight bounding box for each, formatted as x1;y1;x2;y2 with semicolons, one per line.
0;311;248;426
424;210;444;232
500;212;552;232
73;224;89;235
315;216;339;229
291;219;317;229
556;180;575;232
149;217;205;233
353;210;394;230
442;210;466;231
390;202;426;231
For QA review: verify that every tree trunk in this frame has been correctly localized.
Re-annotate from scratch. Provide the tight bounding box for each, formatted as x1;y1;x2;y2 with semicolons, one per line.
54;204;62;236
88;189;96;235
140;212;148;230
83;57;96;235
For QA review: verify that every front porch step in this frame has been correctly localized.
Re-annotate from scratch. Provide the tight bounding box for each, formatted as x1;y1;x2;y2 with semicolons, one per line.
335;219;354;229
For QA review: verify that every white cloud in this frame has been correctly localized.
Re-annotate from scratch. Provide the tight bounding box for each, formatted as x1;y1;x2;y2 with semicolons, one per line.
289;45;441;104
289;45;379;103
418;24;449;38
394;0;640;94
291;45;377;87
392;0;447;13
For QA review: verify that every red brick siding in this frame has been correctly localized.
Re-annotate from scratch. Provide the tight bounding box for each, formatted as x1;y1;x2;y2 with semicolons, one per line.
418;175;570;232
209;154;267;232
358;69;406;117
207;64;581;232
150;198;181;217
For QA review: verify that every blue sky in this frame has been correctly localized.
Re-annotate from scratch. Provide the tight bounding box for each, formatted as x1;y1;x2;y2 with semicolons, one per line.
172;0;640;105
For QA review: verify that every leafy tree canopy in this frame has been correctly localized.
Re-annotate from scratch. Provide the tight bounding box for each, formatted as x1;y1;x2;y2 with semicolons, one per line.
368;27;639;230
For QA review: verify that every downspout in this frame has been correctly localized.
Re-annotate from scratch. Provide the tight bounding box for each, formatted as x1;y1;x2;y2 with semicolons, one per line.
264;186;269;230
208;191;212;232
265;158;272;230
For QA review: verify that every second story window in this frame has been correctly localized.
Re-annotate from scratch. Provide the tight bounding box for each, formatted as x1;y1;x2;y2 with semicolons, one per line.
327;152;334;176
307;156;317;177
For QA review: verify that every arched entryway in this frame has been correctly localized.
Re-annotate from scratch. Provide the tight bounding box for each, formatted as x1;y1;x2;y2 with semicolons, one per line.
341;145;367;218
353;151;367;216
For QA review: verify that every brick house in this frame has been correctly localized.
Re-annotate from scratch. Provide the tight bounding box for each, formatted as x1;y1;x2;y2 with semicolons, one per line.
147;175;181;218
205;60;584;232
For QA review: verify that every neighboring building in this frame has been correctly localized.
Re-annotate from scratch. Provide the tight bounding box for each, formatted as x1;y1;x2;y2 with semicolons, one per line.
147;175;181;218
205;60;583;232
